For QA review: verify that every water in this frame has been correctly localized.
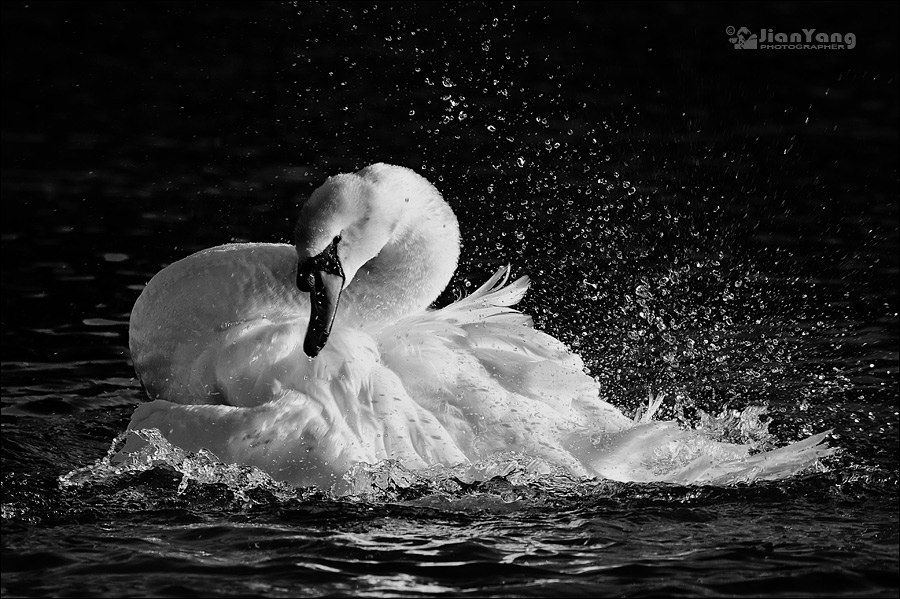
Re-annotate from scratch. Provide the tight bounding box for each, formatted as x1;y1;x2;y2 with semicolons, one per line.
2;2;897;596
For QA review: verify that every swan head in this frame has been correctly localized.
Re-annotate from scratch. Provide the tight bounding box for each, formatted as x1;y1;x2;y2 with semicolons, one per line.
294;163;460;357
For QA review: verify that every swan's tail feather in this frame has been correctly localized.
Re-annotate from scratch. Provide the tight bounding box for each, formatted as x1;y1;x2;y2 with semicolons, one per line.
575;397;835;485
667;430;835;485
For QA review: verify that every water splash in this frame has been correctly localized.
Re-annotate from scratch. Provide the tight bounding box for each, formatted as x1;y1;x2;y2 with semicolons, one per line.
342;452;587;503
60;409;834;509
59;429;300;504
58;430;595;505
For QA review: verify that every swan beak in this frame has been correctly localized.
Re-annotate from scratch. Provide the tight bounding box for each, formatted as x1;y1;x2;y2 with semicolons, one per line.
304;268;344;357
297;235;345;357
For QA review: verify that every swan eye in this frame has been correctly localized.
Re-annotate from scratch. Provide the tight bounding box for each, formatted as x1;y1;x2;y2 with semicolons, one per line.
296;268;315;292
296;235;343;292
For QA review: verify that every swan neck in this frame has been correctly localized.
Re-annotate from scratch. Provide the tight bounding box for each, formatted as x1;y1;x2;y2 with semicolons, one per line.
341;202;460;325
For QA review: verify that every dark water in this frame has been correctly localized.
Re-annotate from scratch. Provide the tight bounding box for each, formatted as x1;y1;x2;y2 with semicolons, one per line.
2;2;898;597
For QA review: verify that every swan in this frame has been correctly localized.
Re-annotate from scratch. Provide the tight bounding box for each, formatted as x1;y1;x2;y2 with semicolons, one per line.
122;163;833;492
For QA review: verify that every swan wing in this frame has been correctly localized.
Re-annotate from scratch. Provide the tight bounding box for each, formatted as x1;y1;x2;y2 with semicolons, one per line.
373;266;634;474
130;243;317;407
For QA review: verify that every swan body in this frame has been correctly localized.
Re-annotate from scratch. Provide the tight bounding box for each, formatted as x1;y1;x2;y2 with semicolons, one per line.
124;163;832;492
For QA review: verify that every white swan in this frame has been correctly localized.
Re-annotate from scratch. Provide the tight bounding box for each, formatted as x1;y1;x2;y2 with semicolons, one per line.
123;163;833;492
